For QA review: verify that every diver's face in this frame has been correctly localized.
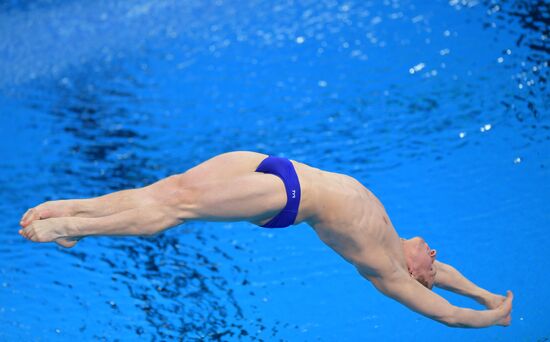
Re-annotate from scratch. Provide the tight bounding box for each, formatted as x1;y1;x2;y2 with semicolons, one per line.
404;237;437;288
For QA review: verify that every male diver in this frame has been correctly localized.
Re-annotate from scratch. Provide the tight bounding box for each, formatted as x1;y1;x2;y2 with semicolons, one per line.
19;151;513;328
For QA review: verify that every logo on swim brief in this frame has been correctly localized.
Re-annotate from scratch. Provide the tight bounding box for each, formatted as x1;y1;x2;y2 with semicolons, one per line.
292;189;296;199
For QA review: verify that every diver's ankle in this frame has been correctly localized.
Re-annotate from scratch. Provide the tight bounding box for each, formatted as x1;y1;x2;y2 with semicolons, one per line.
61;216;82;238
71;199;99;217
476;290;493;306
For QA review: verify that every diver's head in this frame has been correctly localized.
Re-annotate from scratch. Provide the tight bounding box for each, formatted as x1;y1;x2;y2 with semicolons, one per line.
401;236;437;289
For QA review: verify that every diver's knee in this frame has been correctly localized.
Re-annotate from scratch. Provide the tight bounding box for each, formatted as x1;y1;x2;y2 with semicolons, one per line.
170;184;201;220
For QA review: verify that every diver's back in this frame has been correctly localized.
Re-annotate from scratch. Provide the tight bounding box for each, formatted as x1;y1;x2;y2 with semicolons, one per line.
290;160;369;227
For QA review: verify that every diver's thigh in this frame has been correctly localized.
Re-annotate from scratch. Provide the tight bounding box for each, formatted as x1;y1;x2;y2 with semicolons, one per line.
182;151;268;183
187;172;286;222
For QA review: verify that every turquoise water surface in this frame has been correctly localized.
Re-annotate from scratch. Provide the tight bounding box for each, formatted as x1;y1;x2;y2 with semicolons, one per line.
0;0;549;340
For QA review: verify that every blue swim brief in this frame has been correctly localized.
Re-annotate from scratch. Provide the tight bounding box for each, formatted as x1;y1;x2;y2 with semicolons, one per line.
255;156;302;228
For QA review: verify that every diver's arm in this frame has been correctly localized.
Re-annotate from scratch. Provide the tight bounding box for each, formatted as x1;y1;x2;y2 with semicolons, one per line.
367;271;513;328
434;261;506;309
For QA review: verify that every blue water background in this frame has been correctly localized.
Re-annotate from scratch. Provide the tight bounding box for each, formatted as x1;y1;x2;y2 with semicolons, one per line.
0;0;548;340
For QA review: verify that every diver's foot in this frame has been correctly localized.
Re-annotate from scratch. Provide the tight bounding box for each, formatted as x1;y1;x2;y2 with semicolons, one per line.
19;217;81;248
55;236;81;248
20;201;83;248
20;200;77;228
481;292;506;310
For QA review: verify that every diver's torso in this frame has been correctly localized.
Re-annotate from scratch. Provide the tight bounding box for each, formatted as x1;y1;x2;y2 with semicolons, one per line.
293;161;403;269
